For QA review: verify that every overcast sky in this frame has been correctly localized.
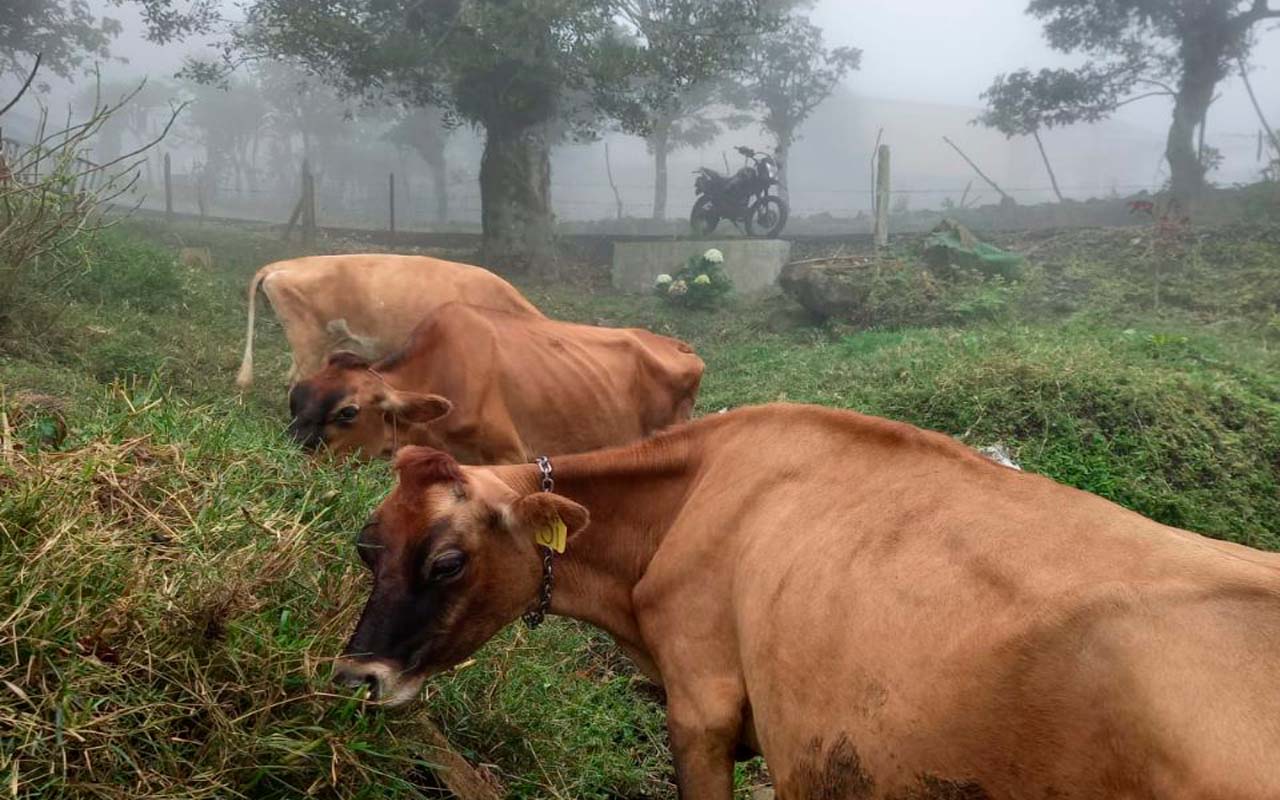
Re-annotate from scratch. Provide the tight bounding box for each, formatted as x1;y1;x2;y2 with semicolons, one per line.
12;0;1280;144
809;0;1280;137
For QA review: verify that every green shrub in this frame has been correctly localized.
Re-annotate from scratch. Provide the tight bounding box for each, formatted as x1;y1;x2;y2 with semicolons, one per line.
67;230;187;312
694;323;1280;548
803;259;1019;329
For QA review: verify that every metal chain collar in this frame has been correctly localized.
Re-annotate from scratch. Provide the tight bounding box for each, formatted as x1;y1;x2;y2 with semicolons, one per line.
536;455;554;492
522;456;555;629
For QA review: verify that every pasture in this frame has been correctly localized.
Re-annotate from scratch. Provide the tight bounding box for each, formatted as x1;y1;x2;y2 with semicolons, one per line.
2;218;1279;798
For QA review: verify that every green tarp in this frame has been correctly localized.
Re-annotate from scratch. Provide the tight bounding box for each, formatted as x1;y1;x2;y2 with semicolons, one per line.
923;219;1023;280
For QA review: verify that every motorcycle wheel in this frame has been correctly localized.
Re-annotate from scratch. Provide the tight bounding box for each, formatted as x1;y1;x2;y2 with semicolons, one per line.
690;196;719;237
746;195;788;238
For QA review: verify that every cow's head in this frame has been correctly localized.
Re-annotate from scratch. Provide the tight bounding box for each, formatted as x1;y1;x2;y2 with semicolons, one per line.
286;352;453;458
333;447;588;705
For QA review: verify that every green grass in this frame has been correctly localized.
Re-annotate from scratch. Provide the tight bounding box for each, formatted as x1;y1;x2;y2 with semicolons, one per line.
2;219;1279;798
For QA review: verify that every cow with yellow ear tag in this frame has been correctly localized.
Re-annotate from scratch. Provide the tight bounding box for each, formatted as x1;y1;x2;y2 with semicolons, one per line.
333;447;589;706
329;403;1280;800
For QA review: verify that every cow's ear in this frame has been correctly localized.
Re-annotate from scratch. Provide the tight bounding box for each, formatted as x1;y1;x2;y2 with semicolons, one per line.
381;390;452;425
327;350;370;370
506;492;589;549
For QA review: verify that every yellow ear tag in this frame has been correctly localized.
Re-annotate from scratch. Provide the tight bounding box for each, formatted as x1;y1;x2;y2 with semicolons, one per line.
534;515;568;554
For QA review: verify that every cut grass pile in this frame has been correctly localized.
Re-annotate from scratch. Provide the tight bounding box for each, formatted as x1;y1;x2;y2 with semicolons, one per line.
1;218;1278;797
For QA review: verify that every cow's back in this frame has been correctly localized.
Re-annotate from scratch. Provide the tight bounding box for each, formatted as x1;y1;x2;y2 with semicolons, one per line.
267;254;539;339
411;304;701;457
658;406;1280;799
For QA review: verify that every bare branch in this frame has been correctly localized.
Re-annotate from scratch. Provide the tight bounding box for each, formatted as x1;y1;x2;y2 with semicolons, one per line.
0;54;43;119
1133;77;1177;95
1114;91;1175;108
1238;57;1280;158
64;101;187;182
943;136;1014;204
1245;0;1280;22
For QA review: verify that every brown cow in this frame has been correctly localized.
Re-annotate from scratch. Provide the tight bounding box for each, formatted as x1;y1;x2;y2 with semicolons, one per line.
287;302;704;462
236;254;542;389
333;403;1280;799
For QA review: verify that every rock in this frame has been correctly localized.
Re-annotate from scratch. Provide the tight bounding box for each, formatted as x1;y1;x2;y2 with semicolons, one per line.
779;256;877;321
750;788;776;800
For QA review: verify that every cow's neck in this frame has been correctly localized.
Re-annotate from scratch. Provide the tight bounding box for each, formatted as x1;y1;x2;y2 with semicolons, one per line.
492;435;696;677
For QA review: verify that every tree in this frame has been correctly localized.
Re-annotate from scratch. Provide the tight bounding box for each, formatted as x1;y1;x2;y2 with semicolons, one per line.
641;83;747;220
974;82;1067;203
73;78;176;182
384;108;452;224
1;1;118;81
981;0;1280;210
256;61;356;180
609;1;772;221
1;0;217;80
227;0;776;274
180;77;268;197
733;15;861;191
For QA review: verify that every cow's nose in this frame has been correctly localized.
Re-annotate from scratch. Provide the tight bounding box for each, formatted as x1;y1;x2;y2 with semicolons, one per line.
334;659;382;698
286;422;321;450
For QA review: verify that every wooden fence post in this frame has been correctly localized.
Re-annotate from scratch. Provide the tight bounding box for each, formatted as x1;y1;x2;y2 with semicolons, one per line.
873;144;890;248
389;172;396;236
302;159;316;247
195;164;207;223
163;153;173;221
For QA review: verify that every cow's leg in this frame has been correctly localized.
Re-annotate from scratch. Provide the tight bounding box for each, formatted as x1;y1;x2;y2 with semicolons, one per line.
665;681;742;799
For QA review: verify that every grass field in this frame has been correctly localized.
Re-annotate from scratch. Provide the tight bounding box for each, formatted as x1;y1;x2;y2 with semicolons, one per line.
2;218;1278;798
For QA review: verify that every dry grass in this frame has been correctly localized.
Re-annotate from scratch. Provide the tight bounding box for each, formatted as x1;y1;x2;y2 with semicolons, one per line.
0;392;439;798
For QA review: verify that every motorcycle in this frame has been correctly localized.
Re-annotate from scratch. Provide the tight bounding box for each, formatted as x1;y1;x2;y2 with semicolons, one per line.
690;146;789;238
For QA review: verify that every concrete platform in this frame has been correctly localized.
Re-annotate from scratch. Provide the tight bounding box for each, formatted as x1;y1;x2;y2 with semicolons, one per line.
612;239;793;295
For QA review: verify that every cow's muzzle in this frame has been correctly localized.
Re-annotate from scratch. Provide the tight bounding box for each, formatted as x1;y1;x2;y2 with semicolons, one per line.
332;656;425;707
286;420;323;451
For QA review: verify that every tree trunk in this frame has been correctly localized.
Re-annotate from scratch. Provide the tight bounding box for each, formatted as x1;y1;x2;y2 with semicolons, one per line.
1032;129;1063;203
1166;48;1218;213
415;137;451;226
479;123;555;276
432;156;449;224
775;137;791;194
604;141;624;221
650;126;670;222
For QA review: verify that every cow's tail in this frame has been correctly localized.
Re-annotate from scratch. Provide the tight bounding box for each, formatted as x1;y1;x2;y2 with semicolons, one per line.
235;266;270;389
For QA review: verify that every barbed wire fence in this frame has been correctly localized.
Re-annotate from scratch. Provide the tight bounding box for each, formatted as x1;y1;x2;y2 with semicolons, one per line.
6;133;1272;237
126;157;1180;231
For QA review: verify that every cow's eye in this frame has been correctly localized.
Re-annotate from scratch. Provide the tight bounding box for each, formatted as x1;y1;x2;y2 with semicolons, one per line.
429;552;467;581
333;405;359;424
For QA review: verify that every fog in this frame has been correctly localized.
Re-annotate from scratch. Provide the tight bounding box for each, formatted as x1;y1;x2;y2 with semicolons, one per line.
3;0;1277;226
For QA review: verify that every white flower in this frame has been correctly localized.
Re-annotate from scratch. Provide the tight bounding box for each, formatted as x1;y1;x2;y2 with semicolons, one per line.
654;273;673;287
668;279;689;296
702;248;724;264
693;274;711;285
